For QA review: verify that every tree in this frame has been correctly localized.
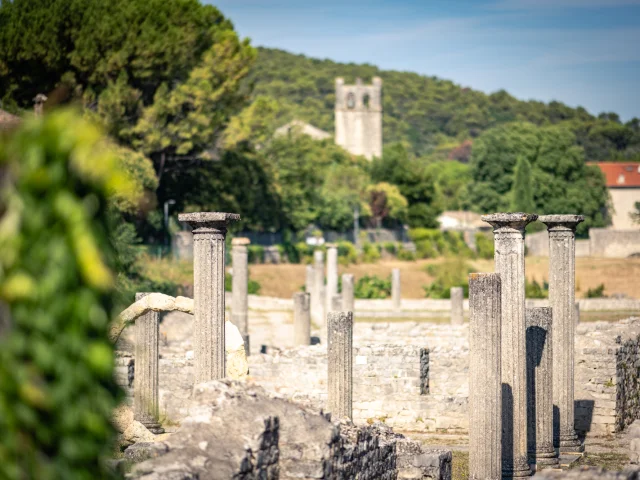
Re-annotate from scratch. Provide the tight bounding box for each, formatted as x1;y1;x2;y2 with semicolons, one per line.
631;202;640;225
469;122;609;236
365;182;408;228
0;0;255;185
509;156;534;213
371;142;441;228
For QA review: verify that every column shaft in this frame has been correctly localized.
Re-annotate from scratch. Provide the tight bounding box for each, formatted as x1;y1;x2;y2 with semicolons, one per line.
293;292;311;346
134;292;163;434
482;213;536;478
451;286;464;325
342;274;355;312
392;268;401;310
526;307;558;467
328;311;353;420
539;215;584;453
305;264;315;297
325;246;339;315
312;250;325;326
469;273;501;480
231;241;249;355
179;212;239;384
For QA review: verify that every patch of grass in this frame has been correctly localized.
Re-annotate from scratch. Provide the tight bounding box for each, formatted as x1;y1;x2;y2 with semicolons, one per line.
452;451;469;480
570;452;628;470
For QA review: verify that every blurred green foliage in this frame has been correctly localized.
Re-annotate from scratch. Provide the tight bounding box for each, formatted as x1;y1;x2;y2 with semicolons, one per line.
408;229;474;259
586;283;606;298
224;275;261;295
423;257;472;299
475;233;495;260
526;279;549;299
0;110;125;479
354;275;392;299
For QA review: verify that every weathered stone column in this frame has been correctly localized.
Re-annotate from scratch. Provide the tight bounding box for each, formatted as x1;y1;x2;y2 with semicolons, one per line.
450;286;464;325
312;250;325;325
179;212;240;382
134;292;163;434
469;273;501;480
305;264;315;297
539;214;585;453
331;294;342;312
526;307;558;467
293;292;311;346
392;268;401;310
342;273;355;312
325;245;339;316
231;237;250;356
327;311;353;420
482;212;537;478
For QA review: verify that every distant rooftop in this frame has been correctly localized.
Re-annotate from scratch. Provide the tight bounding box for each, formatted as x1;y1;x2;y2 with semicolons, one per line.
274;120;331;141
592;162;640;188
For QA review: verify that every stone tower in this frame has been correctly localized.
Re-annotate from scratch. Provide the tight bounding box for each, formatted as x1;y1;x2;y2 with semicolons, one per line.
335;77;382;160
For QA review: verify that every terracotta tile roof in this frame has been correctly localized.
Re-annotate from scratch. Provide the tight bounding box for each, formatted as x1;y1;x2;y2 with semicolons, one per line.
0;108;20;130
592;162;640;188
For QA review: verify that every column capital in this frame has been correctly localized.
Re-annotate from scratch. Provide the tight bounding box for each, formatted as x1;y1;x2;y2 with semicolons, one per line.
481;212;538;233
231;237;251;247
538;214;584;234
178;212;240;234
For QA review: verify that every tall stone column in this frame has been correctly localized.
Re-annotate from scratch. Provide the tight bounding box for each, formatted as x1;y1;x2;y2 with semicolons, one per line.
305;264;315;297
482;212;537;478
325;245;339;316
312;250;325;326
134;293;163;434
331;294;342;312
327;311;353;420
391;268;401;310
539;214;585;453
469;273;501;480
179;212;239;383
526;307;558;467
293;292;311;346
342;273;355;312
231;237;250;355
450;286;464;325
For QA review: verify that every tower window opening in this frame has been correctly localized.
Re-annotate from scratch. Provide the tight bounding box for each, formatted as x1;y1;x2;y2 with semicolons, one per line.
347;92;355;109
363;93;370;108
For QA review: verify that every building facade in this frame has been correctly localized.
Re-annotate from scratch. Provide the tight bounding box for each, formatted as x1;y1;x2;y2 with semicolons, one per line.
594;162;640;230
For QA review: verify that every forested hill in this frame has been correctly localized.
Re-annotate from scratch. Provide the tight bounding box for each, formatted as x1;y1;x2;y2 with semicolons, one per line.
248;47;639;161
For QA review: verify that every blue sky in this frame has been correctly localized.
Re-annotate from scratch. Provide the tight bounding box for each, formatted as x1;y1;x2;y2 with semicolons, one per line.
211;0;640;121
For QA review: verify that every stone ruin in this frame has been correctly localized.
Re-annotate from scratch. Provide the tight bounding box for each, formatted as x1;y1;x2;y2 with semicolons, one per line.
111;210;640;479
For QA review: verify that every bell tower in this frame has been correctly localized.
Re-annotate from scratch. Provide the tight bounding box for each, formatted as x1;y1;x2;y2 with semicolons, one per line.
335;77;382;160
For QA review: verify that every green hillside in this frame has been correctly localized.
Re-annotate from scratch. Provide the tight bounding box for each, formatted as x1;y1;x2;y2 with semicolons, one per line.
249;47;640;161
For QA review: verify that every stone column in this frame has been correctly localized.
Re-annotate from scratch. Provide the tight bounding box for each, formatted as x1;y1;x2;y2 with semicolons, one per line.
231;238;250;355
179;212;240;383
134;292;163;434
305;264;315;297
312;250;325;326
327;311;353;420
325;245;339;316
331;294;342;312
526;307;558;467
450;286;464;325
392;268;401;310
342;273;355;312
482;212;537;478
539;214;585;453
293;292;311;346
469;273;501;480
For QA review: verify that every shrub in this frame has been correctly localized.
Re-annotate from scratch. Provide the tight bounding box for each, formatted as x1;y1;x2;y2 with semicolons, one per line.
397;247;417;261
475;232;494;260
248;245;265;264
586;283;606;298
337;241;358;265
355;274;392;299
225;275;261;295
0;111;124;478
382;241;397;255
423;257;471;298
526;279;549;299
360;242;381;263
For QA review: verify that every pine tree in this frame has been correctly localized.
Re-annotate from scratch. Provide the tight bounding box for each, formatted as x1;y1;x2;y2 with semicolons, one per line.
509;156;535;213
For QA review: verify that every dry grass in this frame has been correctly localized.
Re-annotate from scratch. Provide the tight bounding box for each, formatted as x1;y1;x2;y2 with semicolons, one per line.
137;255;640;300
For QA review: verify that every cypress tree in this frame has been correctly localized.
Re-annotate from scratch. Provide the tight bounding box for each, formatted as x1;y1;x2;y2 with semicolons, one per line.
509;156;535;213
